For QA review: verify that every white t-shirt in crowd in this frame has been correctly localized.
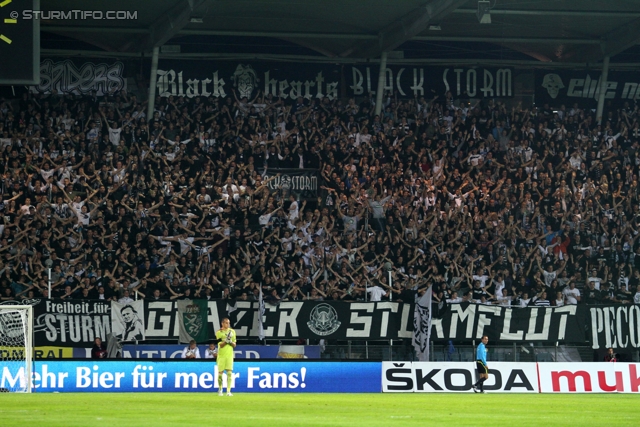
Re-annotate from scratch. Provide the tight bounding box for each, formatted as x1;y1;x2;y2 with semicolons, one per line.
182;346;201;359
109;127;122;145
496;295;512;306
587;276;601;290
562;287;580;304
366;285;387;302
542;270;557;287
472;274;489;287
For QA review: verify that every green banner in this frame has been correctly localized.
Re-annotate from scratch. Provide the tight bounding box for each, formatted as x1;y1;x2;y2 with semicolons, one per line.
177;299;210;344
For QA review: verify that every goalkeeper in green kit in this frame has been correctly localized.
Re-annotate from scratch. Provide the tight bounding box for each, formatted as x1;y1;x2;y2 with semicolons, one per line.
215;317;237;396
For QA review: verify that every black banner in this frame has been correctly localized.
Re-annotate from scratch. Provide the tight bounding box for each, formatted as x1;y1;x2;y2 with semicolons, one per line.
264;169;318;200
535;69;640;107
146;300;413;341
155;61;340;100
588;305;640;350
349;65;514;98
431;303;586;344
29;299;413;345
155;60;515;100
32;299;112;347
32;59;127;96
23;299;600;346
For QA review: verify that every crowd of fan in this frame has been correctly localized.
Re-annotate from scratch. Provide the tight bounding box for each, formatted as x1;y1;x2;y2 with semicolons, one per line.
1;87;640;309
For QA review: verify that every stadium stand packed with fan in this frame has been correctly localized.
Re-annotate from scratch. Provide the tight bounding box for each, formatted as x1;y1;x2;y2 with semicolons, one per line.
4;1;640;425
0;89;639;310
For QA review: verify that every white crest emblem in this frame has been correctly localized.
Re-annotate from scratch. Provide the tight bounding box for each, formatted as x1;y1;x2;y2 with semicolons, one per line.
279;175;291;190
231;64;259;99
541;73;565;99
307;304;341;336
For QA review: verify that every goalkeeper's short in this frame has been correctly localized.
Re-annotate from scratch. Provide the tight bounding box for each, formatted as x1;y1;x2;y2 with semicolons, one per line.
217;355;233;372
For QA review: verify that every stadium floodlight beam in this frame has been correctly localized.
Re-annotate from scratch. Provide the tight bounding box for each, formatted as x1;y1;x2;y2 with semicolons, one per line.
477;0;491;24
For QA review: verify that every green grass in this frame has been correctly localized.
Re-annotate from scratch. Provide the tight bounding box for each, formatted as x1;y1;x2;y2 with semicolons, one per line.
1;393;639;426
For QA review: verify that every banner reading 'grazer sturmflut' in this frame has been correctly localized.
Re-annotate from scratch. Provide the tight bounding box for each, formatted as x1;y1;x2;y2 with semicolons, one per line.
18;299;601;347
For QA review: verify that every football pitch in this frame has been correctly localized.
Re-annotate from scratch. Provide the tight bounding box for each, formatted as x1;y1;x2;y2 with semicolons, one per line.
1;393;638;426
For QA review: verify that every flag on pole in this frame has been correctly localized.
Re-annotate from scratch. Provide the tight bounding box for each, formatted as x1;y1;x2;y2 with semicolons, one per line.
412;288;432;361
258;284;265;341
226;300;237;315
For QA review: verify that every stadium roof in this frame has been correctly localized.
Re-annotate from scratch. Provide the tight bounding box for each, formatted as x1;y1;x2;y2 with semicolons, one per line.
41;0;640;66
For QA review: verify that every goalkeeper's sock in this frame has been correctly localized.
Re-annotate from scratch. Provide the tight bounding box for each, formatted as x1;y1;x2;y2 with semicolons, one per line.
218;374;223;390
227;372;233;393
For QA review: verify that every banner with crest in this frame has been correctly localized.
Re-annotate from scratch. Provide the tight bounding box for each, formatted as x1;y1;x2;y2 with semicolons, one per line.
264;168;319;200
155;60;516;101
177;299;209;344
535;69;640;108
412;291;432;362
15;298;591;347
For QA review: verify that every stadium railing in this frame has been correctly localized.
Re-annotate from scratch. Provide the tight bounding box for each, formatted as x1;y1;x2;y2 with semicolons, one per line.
319;342;640;363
